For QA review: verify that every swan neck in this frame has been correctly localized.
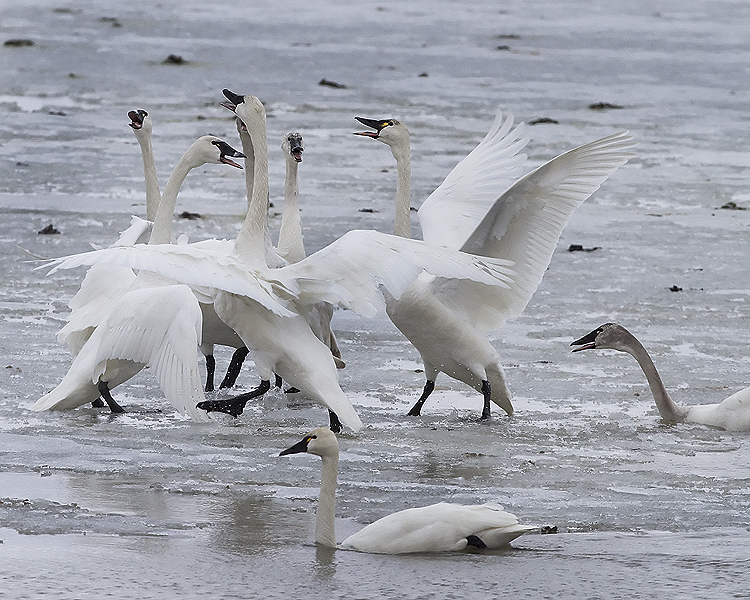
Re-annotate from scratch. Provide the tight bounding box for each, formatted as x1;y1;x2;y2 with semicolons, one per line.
233;118;270;268
238;130;255;210
137;134;161;222
148;149;196;245
277;156;305;263
626;336;688;421
315;454;338;548
392;142;411;239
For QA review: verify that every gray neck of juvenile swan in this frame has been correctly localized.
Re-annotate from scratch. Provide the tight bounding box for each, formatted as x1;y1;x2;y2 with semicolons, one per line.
623;331;689;422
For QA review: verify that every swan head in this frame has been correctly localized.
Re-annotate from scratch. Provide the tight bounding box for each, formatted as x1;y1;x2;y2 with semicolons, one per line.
281;132;304;163
221;89;266;133
354;117;409;149
279;427;338;459
571;322;634;353
128;109;152;135
192;135;246;169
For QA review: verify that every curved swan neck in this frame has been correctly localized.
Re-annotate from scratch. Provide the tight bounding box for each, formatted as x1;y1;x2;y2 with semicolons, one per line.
233;115;270;268
148;148;198;245
624;334;689;422
316;453;338;548
277;154;305;263
136;131;160;222
392;141;411;239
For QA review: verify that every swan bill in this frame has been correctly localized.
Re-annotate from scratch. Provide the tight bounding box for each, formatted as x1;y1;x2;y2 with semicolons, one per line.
571;324;613;352
354;116;397;138
279;434;315;456
128;109;148;130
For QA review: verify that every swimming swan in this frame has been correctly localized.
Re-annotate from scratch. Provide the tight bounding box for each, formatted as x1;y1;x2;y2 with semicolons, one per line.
355;116;635;418
44;93;517;432
571;322;750;431
280;427;535;553
32;135;245;420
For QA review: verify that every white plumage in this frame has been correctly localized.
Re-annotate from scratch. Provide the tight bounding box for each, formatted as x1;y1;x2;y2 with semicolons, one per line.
280;427;535;553
355;115;636;418
33;135;245;421
43;93;517;432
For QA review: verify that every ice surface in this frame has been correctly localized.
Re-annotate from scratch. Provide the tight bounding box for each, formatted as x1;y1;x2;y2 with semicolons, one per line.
1;1;750;598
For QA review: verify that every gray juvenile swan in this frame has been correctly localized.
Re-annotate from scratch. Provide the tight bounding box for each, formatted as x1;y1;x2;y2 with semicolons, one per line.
571;322;750;431
280;427;535;553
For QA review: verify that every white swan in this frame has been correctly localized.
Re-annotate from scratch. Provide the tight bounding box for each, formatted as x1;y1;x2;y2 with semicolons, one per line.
44;92;517;432
277;131;344;369
280;427;535;553
571;322;750;431
32;135;245;421
355;116;635;418
56;110;157;359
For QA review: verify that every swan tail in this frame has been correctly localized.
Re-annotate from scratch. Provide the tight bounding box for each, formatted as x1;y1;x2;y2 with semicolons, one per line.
31;346;102;411
486;365;513;416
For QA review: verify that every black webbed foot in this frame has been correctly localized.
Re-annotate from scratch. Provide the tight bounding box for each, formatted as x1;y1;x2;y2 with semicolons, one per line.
197;379;271;418
196;398;246;418
328;410;342;433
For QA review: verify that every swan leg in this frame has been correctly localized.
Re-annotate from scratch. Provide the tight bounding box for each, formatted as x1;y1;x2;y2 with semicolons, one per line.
196;379;271;417
218;347;249;389
407;380;435;416
204;354;216;392
274;374;283;388
97;380;125;414
328;410;342;434
480;380;491;420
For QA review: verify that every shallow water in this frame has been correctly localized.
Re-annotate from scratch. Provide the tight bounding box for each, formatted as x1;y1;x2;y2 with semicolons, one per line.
2;1;750;598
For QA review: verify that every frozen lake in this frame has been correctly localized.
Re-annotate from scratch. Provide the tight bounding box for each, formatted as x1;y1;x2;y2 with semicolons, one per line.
1;1;749;598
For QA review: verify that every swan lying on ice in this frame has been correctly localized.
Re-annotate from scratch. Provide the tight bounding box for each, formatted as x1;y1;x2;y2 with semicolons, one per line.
280;427;535;553
571;322;750;431
354;115;636;418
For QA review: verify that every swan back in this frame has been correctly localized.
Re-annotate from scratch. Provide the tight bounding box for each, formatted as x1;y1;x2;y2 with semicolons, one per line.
341;502;533;554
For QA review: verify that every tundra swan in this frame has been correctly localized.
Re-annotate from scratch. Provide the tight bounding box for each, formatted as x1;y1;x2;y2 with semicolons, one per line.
280;427;535;552
45;93;517;432
56;109;157;359
355;116;635;418
277;131;343;369
32;135;245;421
571;322;750;431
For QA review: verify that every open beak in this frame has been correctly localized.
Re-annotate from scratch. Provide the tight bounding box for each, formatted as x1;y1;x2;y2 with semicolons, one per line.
213;139;245;169
570;329;600;352
354;116;388;138
128;109;146;130
221;88;245;112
